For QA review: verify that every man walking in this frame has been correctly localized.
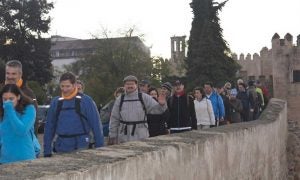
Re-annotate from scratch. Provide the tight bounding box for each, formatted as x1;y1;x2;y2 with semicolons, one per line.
167;80;197;133
108;75;167;145
43;72;104;157
204;82;225;126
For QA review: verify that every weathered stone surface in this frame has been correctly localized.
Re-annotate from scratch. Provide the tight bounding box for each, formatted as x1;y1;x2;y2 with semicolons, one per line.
0;99;287;180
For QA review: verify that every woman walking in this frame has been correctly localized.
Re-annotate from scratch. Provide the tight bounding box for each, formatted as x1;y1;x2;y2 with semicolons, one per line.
193;87;215;129
0;84;38;164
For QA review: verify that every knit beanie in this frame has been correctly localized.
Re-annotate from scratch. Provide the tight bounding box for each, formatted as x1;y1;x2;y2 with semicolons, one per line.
161;82;172;92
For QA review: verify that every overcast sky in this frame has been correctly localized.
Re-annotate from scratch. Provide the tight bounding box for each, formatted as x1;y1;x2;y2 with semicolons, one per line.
49;0;300;58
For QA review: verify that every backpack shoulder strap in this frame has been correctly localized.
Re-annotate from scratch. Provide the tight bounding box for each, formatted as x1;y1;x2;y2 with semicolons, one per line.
119;94;125;112
138;92;147;114
75;95;84;118
75;94;88;134
55;97;64;120
54;97;64;133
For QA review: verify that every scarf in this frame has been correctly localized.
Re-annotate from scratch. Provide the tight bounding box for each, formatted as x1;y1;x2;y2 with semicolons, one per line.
175;91;185;97
16;79;23;87
61;88;78;100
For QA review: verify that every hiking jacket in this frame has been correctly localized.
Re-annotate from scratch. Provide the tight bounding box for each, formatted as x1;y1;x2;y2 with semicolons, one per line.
43;94;104;155
207;91;225;120
167;93;197;130
109;90;167;143
194;98;215;126
0;102;36;164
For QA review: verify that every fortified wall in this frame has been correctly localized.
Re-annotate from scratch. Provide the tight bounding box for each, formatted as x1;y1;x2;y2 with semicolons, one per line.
0;99;287;180
234;33;300;122
235;33;300;178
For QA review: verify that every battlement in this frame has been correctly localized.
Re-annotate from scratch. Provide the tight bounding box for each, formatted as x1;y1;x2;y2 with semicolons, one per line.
233;52;260;61
272;33;300;48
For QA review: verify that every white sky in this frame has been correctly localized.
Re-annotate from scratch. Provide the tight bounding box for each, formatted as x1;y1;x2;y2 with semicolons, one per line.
49;0;300;58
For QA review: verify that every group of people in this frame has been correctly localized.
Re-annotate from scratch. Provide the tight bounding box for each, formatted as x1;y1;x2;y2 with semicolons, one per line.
0;60;104;164
0;59;270;164
107;76;270;145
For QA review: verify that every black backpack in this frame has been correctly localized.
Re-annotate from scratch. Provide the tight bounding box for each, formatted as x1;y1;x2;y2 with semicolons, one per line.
54;94;88;137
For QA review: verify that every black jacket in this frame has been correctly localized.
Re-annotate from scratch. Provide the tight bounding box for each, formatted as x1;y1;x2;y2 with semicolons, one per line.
167;94;197;130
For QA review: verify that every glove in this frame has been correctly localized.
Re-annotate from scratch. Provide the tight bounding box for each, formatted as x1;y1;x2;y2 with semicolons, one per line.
44;154;52;158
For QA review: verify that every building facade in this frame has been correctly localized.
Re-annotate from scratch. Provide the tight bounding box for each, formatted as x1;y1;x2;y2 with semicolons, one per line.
50;35;151;71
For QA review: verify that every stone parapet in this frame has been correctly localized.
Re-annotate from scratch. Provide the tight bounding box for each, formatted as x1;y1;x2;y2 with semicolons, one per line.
0;99;287;180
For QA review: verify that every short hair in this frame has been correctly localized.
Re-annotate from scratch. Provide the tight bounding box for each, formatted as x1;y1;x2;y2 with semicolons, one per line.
148;87;158;95
238;82;246;89
76;80;84;86
6;60;22;73
60;72;76;84
204;81;213;88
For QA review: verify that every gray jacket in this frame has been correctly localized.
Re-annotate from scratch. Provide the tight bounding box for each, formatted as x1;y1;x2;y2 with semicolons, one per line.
109;90;167;143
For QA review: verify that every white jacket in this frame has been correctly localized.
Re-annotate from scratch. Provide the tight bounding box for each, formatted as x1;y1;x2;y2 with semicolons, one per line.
194;98;215;126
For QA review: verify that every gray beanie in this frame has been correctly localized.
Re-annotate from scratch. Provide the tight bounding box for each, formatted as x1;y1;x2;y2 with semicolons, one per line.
161;82;172;92
123;75;138;83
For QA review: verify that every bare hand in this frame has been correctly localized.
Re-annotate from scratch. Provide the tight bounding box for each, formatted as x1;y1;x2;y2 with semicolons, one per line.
157;93;166;105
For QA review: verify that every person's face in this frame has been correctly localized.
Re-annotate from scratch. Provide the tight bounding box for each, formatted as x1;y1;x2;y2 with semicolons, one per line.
77;83;83;93
238;85;245;92
2;92;19;107
217;87;225;94
174;84;184;93
139;84;149;93
124;81;137;93
60;80;76;96
5;66;22;84
149;90;158;99
161;87;170;96
204;84;212;95
194;90;202;99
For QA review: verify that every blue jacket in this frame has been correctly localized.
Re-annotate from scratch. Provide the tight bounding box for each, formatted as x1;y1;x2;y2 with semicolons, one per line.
43;94;104;155
207;91;225;120
0;102;36;164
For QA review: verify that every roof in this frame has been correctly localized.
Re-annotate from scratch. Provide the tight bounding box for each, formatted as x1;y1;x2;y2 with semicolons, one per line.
50;36;147;51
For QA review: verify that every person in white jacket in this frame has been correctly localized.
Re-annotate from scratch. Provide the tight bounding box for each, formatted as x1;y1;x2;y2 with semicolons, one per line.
193;87;215;129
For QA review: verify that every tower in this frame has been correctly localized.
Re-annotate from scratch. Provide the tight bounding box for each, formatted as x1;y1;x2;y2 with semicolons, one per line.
169;36;186;77
170;36;186;63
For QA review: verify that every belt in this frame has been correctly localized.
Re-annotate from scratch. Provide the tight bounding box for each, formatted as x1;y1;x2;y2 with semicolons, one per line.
120;120;147;136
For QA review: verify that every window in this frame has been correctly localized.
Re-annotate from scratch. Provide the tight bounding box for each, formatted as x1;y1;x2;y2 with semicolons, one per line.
293;70;300;83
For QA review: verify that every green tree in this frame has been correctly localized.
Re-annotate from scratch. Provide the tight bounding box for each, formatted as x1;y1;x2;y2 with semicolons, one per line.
27;80;47;104
66;29;153;105
150;56;171;87
186;0;240;88
0;0;53;84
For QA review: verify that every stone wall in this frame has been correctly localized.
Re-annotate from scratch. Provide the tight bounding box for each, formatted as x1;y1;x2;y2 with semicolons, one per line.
0;99;287;180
